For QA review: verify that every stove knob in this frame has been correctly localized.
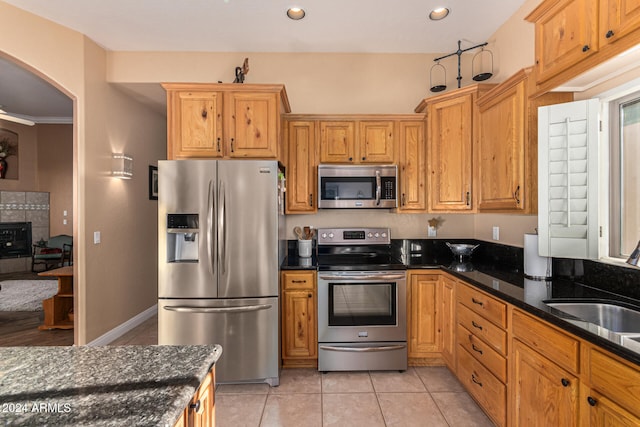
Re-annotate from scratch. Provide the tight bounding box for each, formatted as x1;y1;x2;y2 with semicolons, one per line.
381;232;387;238
328;232;334;239
367;232;373;238
321;233;327;239
374;232;380;238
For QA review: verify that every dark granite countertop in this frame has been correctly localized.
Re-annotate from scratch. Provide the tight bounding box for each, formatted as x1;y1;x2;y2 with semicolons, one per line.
0;344;222;426
281;238;640;366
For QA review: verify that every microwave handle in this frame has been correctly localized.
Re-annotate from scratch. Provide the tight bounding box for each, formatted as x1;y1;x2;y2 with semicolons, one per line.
375;170;381;206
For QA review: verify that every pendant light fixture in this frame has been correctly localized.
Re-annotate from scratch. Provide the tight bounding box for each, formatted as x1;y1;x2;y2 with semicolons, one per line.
429;62;447;92
472;47;494;81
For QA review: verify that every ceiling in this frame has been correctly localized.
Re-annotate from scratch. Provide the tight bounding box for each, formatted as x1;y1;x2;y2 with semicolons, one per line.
0;0;529;123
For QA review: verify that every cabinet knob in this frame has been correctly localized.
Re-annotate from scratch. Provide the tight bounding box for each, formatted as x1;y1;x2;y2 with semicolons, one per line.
471;320;483;331
582;45;590;52
606;30;615;38
466;191;471;206
402;194;406;206
309;194;313;207
217;137;221;152
561;378;570;387
472;344;483;355
471;297;484;307
201;110;207;119
362;157;366;161
230;138;235;152
587;396;597;407
514;185;521;205
292;280;307;284
190;400;201;412
349;157;353;161
308;293;312;298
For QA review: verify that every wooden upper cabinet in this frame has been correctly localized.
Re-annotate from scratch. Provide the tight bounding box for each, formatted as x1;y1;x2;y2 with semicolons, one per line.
398;120;426;211
527;0;599;84
358;121;395;163
225;91;279;158
477;76;526;211
319;121;356;163
476;69;572;213
527;0;640;93
163;83;290;160
170;90;224;158
318;119;395;164
285;121;317;213
600;0;640;45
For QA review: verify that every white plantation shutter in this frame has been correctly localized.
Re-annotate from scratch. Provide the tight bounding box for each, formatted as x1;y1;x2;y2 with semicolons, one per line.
538;99;599;259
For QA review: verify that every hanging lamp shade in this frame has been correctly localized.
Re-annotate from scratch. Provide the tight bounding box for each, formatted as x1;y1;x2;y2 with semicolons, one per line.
472;47;494;81
430;62;447;92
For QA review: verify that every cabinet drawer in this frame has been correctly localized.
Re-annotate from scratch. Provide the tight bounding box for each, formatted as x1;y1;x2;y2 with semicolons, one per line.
588;347;640;419
457;283;507;328
282;272;315;291
458;303;507;355
457;345;506;427
512;309;579;373
457;323;507;383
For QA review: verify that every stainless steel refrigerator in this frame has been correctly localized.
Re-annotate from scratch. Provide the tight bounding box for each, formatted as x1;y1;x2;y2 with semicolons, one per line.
158;160;285;386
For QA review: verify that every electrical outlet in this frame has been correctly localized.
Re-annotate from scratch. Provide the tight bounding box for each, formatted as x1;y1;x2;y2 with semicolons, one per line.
63;219;67;225
428;226;437;237
94;231;101;244
492;226;500;241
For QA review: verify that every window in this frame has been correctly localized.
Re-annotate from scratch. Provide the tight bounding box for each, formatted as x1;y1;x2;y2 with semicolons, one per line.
610;92;640;258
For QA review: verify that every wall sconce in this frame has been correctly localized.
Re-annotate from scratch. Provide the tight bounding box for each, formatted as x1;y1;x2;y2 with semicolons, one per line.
112;153;133;179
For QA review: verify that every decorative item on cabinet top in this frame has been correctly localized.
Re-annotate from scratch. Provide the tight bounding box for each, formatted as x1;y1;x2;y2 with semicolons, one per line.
429;40;494;92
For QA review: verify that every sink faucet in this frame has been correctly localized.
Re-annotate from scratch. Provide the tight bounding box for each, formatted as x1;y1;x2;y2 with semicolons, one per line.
627;240;640;266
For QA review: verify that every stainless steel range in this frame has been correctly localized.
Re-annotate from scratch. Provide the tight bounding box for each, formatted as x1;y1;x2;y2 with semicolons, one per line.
316;228;407;372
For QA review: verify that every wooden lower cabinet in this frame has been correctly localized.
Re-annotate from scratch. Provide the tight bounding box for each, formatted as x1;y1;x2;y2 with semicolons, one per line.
440;275;456;370
584;345;640;425
457;344;507;426
511;339;579;427
175;368;216;427
407;272;443;365
281;270;317;368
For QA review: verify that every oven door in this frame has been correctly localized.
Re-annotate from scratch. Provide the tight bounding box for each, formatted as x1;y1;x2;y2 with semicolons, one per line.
317;271;406;343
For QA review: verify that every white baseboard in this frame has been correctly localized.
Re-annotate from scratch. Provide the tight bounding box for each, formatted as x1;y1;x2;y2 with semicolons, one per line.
87;304;157;346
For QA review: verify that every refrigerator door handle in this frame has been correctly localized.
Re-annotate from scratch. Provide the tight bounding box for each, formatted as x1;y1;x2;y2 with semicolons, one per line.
207;179;215;277
163;304;272;314
218;180;226;274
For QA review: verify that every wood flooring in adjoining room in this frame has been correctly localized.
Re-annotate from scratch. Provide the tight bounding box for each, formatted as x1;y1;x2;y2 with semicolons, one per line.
0;271;74;347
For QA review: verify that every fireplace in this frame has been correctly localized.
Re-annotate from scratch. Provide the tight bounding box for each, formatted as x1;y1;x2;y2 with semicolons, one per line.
0;222;32;259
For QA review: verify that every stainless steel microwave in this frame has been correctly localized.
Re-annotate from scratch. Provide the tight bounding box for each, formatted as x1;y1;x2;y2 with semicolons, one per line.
318;164;398;209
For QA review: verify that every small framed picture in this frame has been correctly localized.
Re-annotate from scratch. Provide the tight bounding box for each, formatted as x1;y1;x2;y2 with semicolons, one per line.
149;165;158;200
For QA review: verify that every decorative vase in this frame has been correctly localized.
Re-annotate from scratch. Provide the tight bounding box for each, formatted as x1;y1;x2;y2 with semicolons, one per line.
0;158;7;179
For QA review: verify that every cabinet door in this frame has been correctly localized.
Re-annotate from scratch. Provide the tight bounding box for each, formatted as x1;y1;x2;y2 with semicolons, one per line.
428;94;473;211
358;121;395;163
398;121;426;211
170;91;223;159
441;276;456;370
478;80;526;211
190;370;215;427
600;0;640;46
282;289;317;359
319;121;356;163
286;121;317;213
407;273;441;356
511;340;579;427
225;92;279;158
532;0;599;83
586;391;640;427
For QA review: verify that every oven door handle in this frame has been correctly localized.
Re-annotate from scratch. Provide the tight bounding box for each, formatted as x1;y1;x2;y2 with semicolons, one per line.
319;344;406;353
318;274;406;281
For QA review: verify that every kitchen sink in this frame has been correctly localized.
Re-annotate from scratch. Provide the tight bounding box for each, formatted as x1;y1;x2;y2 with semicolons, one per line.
543;301;640;333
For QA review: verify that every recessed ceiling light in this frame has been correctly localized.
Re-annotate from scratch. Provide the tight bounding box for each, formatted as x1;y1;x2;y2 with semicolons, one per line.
287;7;306;20
429;7;450;21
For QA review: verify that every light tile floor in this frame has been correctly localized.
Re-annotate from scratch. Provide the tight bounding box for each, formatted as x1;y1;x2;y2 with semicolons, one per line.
110;316;494;426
